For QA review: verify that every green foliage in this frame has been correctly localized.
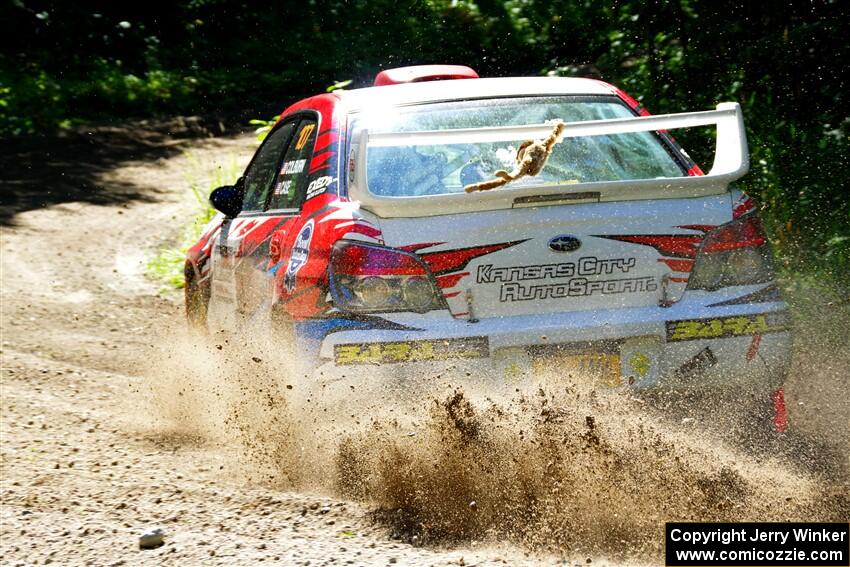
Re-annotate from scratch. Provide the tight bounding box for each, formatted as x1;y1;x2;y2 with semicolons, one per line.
145;247;190;291
530;1;850;280
145;154;238;291
248;115;280;142
4;0;848;284
327;79;353;93
249;80;350;141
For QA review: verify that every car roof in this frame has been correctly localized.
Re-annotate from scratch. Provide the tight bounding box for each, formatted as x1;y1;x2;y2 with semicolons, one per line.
335;76;616;111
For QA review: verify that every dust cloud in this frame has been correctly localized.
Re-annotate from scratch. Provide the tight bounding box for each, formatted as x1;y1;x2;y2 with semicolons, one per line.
141;302;849;564
334;380;847;561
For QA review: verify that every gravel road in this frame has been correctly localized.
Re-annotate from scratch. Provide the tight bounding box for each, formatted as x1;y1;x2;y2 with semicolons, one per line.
1;124;846;566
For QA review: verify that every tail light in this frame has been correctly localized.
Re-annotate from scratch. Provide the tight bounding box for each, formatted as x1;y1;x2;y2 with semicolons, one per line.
329;240;445;313
688;212;775;291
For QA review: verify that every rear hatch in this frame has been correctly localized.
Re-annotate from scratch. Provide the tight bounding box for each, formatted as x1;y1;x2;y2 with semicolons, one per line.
377;195;732;319
346;93;748;319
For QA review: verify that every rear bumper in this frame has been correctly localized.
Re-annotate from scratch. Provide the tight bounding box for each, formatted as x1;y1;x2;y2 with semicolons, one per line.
306;284;792;393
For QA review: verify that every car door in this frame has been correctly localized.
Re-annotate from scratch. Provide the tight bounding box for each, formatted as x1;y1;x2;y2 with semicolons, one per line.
207;116;318;331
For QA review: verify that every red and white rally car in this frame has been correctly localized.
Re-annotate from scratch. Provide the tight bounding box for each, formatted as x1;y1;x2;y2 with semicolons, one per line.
185;65;791;439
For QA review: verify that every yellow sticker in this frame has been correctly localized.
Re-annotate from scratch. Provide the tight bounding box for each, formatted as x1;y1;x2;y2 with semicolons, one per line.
504;361;524;384
666;312;788;342
628;352;651;377
334;337;488;365
295;123;316;150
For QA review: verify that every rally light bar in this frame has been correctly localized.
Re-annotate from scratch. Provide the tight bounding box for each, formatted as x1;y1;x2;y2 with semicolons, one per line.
350;103;750;218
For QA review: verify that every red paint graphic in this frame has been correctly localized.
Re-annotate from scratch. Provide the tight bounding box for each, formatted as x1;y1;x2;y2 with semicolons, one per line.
418;241;524;275
599;233;704;258
733;192;757;219
772;388;788;433
658;258;695;273
396;241;525;294
746;333;762;362
435;271;470;289
399;242;445;253
596;226;714;275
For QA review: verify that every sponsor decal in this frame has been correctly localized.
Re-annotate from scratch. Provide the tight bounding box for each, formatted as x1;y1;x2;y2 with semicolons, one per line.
281;159;306;175
532;350;621;387
273;179;293;196
500;276;656;301
284;220;314;292
666;312;789;342
503;360;524;384
306;175;336;199
674;346;717;379
295;123;316;150
477;257;636;283
628;352;651;377
475;256;653;302
334;336;489;365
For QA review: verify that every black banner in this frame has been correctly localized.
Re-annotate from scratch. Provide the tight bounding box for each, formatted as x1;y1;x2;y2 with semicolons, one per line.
666;523;849;566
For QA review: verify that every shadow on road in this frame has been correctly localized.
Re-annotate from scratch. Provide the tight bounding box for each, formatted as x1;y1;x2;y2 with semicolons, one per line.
0;116;238;226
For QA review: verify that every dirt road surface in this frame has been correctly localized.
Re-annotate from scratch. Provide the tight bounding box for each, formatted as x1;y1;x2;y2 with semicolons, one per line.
1;124;847;566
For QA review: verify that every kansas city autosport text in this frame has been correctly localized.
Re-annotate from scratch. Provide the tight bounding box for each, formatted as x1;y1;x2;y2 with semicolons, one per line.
476;256;657;302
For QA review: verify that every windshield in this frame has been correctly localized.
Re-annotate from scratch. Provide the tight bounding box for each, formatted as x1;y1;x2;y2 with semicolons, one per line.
349;96;687;197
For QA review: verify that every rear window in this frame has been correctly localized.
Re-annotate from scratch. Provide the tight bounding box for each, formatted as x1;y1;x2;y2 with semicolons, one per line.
349;96;686;197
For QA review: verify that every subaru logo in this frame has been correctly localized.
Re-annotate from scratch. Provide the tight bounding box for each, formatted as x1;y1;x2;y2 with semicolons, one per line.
548;234;582;253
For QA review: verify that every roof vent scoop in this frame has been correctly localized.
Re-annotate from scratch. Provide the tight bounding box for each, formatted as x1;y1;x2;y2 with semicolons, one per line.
373;65;479;86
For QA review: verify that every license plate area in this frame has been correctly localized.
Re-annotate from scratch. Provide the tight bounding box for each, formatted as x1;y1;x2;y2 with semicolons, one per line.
530;344;622;387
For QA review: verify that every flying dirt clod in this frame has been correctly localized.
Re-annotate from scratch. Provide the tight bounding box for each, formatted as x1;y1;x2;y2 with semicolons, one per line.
464;120;566;193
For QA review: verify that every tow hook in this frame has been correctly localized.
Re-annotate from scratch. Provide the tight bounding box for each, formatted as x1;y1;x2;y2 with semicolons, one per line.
659;273;675;308
465;289;479;323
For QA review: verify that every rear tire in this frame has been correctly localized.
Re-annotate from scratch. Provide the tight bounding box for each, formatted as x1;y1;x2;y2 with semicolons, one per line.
270;302;296;345
185;264;209;333
729;388;786;455
638;386;787;454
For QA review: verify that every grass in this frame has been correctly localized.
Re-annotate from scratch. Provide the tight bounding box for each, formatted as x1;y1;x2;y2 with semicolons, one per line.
145;153;239;291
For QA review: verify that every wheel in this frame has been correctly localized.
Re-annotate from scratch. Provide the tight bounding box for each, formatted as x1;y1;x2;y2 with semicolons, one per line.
636;386;788;454
729;387;787;454
184;263;210;332
270;301;296;345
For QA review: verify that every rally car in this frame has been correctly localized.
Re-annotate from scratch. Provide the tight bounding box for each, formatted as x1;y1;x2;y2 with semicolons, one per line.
185;65;791;440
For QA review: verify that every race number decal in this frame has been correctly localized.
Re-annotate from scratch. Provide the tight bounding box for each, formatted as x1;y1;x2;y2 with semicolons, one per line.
666;312;789;342
334;337;489;365
284;220;314;292
295;124;316;150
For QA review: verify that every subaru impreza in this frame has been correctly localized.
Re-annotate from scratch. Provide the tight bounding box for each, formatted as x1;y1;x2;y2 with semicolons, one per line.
185;64;791;440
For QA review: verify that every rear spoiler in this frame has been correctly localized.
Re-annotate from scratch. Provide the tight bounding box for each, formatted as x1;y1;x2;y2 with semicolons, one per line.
351;103;748;218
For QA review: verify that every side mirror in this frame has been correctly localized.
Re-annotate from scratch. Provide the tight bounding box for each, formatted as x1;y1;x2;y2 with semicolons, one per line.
210;184;242;218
